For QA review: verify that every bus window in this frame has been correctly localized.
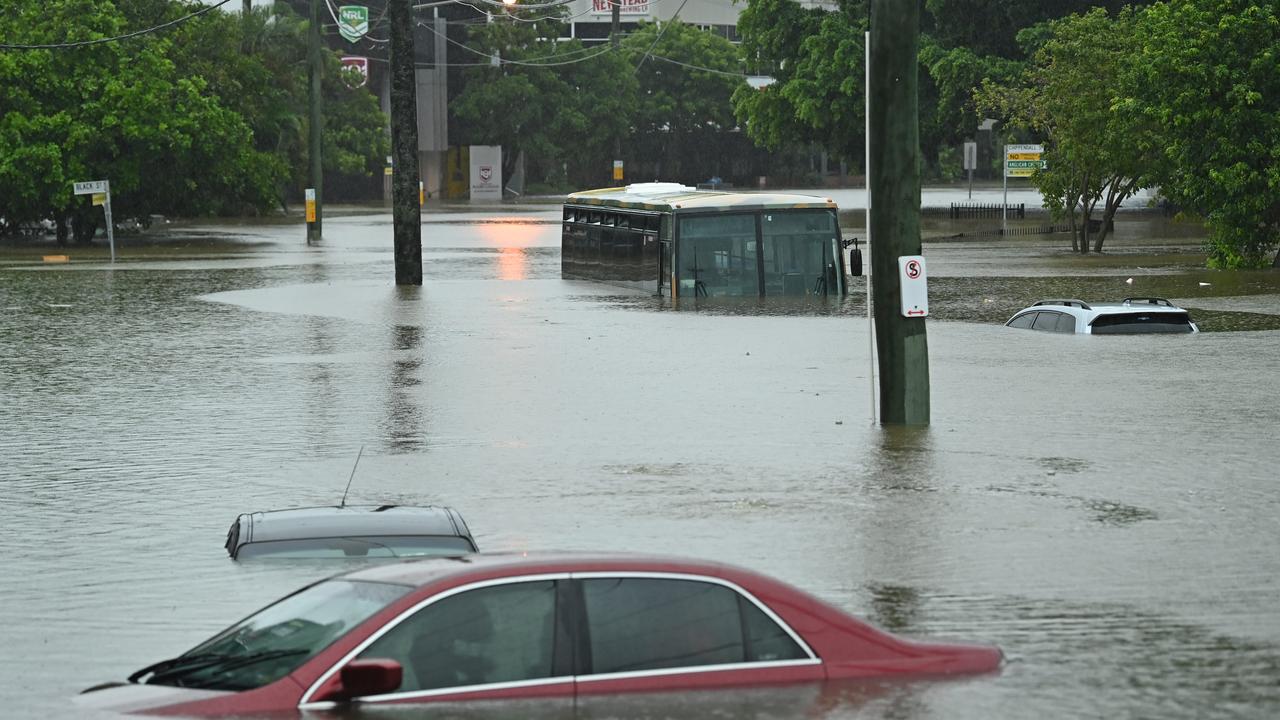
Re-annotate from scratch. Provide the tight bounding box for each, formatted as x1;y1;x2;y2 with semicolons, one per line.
760;211;839;296
678;214;758;297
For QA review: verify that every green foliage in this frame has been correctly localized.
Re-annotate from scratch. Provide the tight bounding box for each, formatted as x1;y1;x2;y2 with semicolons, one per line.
451;11;636;187
623;21;744;181
0;0;279;234
0;0;389;234
975;8;1148;253
733;0;864;163
1126;0;1280;268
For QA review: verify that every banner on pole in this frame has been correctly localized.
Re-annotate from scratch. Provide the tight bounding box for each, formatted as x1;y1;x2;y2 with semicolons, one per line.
337;6;369;43
340;56;369;87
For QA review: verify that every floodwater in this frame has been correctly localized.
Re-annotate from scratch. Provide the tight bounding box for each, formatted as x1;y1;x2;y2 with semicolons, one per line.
3;198;1280;719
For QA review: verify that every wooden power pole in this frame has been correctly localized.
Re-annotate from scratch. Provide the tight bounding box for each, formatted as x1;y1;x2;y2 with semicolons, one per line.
389;0;423;285
307;0;323;242
868;0;930;424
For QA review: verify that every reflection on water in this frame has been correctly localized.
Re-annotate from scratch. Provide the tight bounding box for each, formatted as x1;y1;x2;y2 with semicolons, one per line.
2;213;1280;718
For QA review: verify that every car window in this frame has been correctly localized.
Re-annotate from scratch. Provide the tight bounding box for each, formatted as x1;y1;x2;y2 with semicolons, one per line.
1055;313;1077;333
356;580;557;692
1007;312;1036;329
580;577;804;675
1032;311;1061;331
1090;312;1194;334
235;535;474;559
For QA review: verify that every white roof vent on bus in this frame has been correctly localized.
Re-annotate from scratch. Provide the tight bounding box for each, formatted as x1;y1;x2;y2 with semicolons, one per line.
625;182;695;195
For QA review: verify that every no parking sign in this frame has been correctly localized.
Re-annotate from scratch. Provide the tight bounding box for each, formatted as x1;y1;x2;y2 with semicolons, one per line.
898;255;928;317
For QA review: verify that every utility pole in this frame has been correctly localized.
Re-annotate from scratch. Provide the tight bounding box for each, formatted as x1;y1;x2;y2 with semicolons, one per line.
389;0;423;284
307;0;323;242
868;0;929;425
611;0;622;186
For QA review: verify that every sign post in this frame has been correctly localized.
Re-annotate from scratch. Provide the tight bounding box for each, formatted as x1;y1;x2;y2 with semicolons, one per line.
305;188;317;241
613;160;624;183
72;180;114;263
1003;144;1045;232
963;141;977;199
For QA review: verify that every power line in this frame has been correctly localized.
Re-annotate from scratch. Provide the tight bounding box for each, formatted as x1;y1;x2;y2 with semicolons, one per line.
649;53;746;78
0;0;234;50
419;20;618;67
633;0;691;73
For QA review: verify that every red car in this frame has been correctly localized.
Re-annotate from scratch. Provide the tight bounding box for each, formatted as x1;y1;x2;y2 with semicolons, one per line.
77;553;1002;716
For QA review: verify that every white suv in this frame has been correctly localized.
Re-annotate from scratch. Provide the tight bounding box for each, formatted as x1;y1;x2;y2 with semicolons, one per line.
1006;297;1199;334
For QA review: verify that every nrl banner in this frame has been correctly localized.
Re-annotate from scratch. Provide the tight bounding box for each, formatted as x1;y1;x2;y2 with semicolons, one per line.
338;5;369;43
341;56;369;88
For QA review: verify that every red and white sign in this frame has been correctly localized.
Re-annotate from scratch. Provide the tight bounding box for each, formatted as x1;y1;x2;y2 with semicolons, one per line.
341;56;368;88
897;255;929;317
591;0;649;15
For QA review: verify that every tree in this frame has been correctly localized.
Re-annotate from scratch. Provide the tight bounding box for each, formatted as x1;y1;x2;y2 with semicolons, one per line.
1126;0;1280;268
975;8;1148;254
623;21;745;182
451;11;636;189
0;0;281;240
733;0;866;165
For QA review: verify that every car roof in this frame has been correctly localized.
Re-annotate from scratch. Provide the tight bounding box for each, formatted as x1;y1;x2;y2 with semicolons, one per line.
1016;297;1191;317
336;551;765;590
239;505;467;544
566;184;837;213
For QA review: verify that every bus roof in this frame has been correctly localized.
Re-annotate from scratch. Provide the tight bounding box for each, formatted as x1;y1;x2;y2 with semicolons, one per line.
566;183;838;213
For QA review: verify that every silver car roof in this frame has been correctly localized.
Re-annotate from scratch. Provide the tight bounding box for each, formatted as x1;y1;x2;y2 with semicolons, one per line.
239;505;468;544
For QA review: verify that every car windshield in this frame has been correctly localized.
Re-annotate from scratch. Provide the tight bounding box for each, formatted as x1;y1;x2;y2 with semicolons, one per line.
236;535;475;559
1090;312;1194;334
138;580;410;691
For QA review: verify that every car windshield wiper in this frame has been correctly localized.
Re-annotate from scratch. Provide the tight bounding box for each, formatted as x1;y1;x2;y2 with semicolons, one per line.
176;649;311;690
128;652;233;684
131;648;311;687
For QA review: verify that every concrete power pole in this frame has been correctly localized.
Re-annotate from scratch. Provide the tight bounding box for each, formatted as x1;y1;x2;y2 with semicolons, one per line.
307;0;323;242
389;0;423;285
868;0;930;424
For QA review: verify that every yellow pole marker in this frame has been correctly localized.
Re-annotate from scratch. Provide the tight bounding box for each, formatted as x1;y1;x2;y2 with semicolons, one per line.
419;181;425;206
305;188;316;223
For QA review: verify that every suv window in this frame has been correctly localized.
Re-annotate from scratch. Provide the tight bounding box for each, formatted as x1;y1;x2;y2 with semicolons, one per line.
1055;313;1077;333
1032;311;1061;331
580;577;804;675
1007;312;1036;329
357;580;558;692
1091;312;1194;334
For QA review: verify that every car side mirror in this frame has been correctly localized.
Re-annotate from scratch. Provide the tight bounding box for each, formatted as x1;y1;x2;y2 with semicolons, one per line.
333;659;403;700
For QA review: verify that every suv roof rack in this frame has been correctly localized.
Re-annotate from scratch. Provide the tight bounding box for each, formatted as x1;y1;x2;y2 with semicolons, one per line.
1033;299;1092;310
1122;297;1174;307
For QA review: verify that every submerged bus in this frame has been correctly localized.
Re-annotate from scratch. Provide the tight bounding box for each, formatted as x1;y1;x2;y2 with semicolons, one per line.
562;183;846;299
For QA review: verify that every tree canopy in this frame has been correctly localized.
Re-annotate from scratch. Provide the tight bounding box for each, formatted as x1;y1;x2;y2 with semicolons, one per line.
1126;0;1280;267
0;0;388;240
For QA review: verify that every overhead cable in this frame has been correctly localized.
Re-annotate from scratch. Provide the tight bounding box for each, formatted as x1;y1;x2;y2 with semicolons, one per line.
0;0;233;50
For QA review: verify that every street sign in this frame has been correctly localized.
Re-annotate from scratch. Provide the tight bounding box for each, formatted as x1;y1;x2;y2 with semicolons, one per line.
73;180;109;195
963;142;977;171
71;179;115;262
1004;144;1045;178
305;188;316;223
897;256;929;317
613;160;624;182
